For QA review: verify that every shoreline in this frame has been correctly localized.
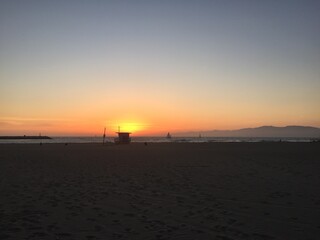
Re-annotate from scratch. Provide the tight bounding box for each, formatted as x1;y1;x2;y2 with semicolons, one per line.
0;137;318;144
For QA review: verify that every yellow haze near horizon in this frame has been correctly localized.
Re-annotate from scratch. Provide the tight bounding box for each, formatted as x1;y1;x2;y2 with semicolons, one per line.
2;70;320;136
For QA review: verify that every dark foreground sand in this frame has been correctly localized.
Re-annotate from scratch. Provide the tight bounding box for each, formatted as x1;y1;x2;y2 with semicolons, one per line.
0;143;319;240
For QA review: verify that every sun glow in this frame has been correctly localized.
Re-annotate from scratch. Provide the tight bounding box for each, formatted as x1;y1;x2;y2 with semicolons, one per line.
109;121;148;134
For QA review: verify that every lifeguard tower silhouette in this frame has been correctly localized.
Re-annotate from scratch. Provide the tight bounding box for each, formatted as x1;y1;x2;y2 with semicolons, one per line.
114;126;131;144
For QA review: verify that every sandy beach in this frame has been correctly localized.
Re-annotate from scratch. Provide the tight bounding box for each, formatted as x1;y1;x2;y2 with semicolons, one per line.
0;142;319;240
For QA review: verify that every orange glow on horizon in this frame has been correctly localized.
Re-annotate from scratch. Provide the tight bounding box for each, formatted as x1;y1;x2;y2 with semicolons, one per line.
1;114;320;137
109;122;148;134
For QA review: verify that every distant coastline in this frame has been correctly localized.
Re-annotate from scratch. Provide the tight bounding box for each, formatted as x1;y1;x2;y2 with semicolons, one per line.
0;136;52;140
175;125;320;138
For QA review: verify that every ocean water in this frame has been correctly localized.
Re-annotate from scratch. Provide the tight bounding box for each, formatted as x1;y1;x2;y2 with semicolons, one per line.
0;136;316;144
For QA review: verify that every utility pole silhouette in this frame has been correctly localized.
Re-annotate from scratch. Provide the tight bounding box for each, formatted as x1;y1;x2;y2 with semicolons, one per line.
102;127;106;144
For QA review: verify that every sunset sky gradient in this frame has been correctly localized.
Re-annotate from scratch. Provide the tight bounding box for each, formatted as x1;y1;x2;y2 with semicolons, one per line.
1;0;319;136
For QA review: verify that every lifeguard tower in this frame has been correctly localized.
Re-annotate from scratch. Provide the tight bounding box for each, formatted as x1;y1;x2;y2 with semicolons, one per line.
114;127;131;144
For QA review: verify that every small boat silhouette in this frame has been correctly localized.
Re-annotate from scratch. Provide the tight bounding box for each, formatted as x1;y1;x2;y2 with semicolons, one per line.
166;132;172;139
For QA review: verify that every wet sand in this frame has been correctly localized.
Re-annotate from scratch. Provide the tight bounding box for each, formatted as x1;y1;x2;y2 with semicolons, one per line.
0;142;319;239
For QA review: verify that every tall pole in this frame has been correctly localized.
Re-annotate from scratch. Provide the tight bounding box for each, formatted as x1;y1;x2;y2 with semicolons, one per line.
103;127;106;144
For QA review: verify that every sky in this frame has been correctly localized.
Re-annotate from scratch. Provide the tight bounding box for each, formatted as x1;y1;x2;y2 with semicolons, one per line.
1;0;319;136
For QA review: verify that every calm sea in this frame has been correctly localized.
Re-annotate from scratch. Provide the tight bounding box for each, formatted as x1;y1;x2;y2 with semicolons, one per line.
0;136;315;144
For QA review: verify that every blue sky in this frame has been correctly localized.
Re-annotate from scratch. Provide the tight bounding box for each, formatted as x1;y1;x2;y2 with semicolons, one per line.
1;0;319;135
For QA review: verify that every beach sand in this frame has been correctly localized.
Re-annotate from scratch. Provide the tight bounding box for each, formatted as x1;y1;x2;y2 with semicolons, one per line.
0;142;319;239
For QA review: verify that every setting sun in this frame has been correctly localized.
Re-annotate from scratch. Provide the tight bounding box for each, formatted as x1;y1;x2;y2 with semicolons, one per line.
108;121;148;134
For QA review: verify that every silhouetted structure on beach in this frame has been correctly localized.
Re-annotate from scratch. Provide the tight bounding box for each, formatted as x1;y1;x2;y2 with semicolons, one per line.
166;132;172;139
114;132;131;144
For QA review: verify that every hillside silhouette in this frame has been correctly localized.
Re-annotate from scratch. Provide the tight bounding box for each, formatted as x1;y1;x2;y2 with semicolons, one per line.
176;126;320;138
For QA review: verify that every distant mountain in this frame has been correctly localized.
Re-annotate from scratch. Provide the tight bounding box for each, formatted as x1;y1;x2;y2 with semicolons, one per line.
176;126;320;138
